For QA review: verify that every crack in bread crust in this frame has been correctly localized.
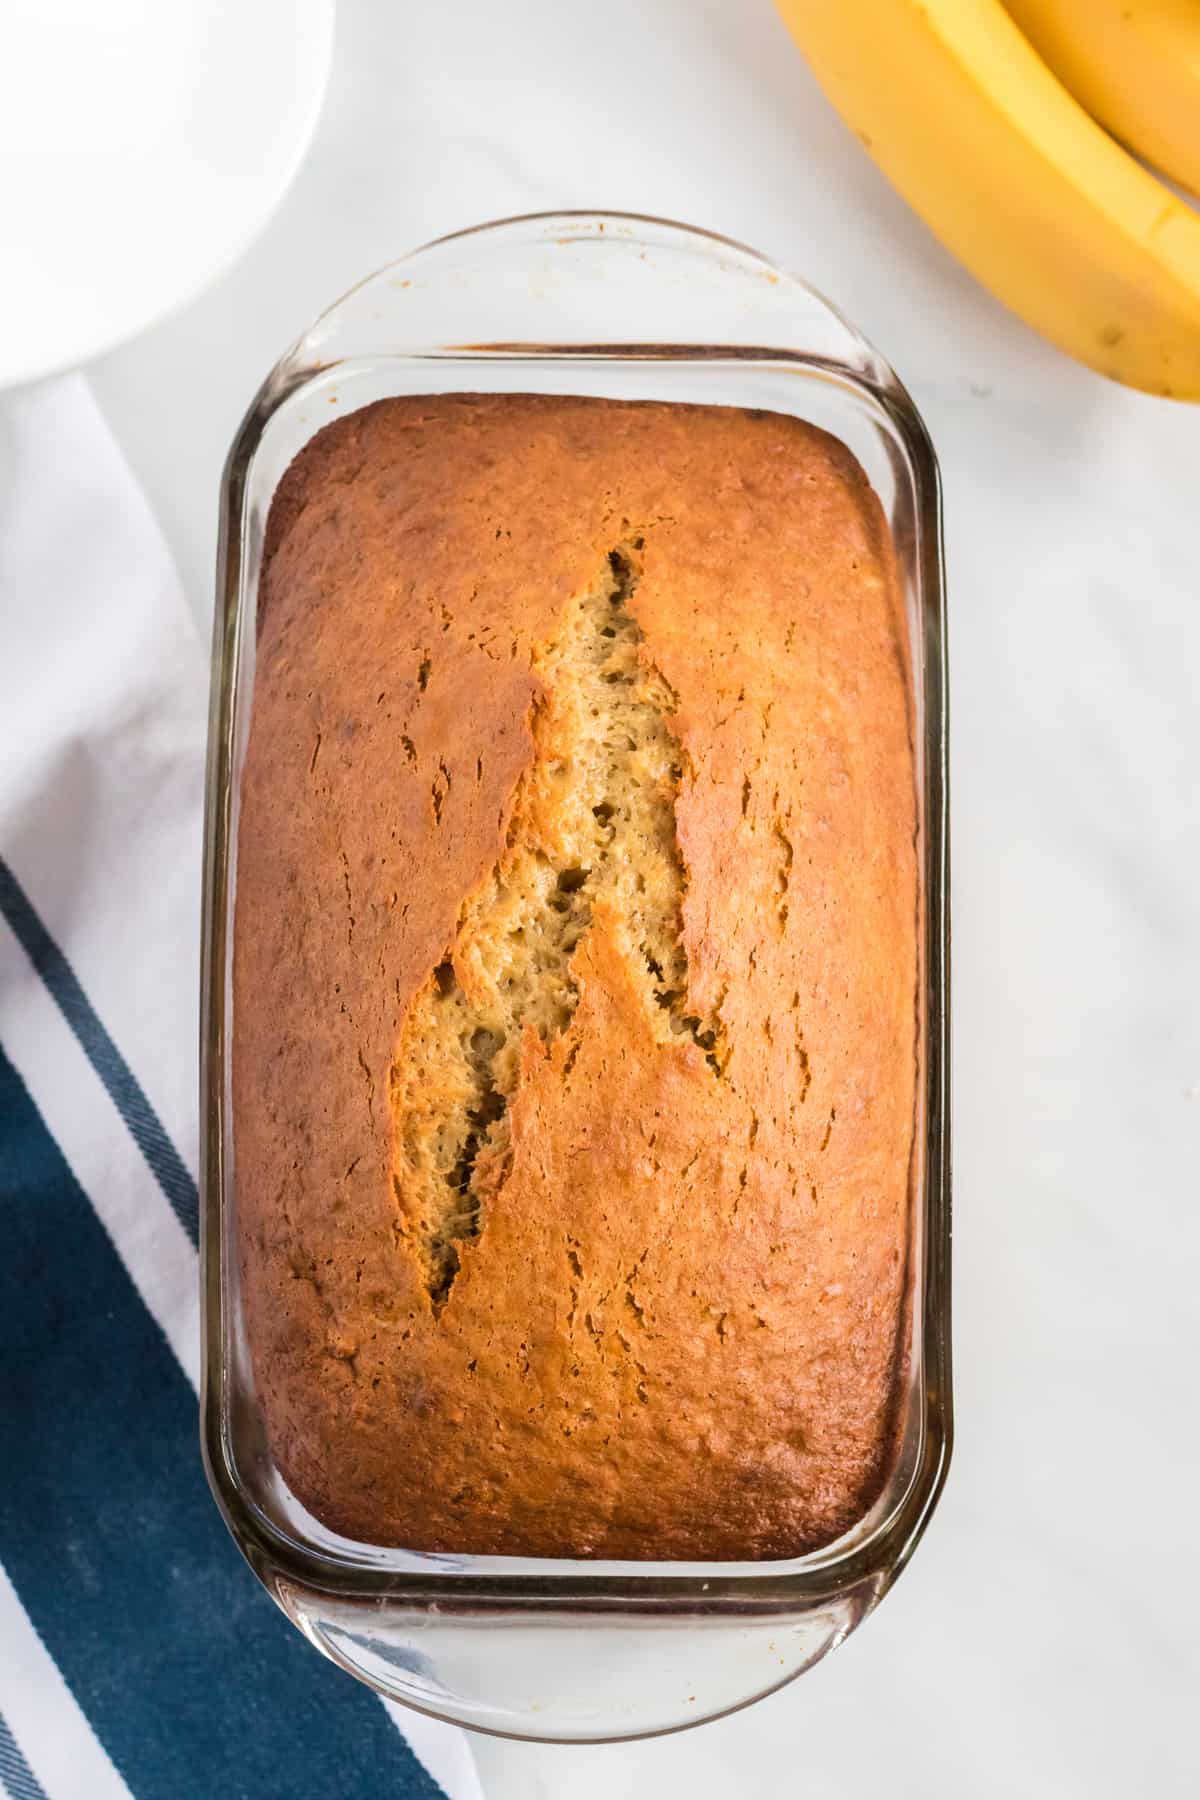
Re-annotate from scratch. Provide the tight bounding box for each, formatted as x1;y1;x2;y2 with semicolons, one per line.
389;541;722;1309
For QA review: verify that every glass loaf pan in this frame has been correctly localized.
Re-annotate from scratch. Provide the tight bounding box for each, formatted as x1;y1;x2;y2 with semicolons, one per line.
200;210;952;1743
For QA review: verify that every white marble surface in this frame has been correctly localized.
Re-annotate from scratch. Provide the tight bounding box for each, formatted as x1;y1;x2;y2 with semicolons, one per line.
91;2;1200;1793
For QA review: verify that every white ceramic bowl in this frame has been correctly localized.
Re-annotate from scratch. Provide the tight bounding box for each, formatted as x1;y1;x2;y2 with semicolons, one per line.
0;0;334;387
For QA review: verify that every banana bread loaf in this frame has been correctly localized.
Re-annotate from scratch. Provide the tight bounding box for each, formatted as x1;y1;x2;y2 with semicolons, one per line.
234;393;918;1560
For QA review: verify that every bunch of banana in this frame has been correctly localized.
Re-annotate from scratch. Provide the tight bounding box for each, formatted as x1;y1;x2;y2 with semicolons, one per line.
772;0;1200;398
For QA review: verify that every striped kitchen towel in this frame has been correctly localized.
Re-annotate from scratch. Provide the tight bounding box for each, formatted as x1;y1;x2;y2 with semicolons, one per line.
0;375;484;1800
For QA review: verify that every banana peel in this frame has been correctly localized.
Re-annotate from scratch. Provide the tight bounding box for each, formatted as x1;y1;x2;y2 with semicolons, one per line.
1007;0;1200;201
773;0;1200;398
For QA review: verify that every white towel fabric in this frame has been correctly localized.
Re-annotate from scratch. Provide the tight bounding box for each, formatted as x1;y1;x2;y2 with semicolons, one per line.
0;373;483;1800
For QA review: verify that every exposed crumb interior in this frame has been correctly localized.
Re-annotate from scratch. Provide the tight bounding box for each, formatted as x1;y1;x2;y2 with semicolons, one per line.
390;543;722;1309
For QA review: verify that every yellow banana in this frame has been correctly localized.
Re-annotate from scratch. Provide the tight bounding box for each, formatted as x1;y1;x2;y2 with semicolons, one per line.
1006;0;1200;199
772;0;1200;398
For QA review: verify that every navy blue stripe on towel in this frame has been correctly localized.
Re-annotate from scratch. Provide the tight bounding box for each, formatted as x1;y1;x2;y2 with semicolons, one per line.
0;856;199;1244
0;1046;445;1800
0;1712;49;1800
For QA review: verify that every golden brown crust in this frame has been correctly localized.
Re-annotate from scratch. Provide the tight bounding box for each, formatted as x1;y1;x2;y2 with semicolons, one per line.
233;394;918;1559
